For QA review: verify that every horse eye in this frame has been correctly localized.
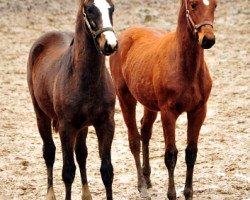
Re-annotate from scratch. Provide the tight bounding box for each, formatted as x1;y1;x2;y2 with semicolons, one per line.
215;4;217;9
86;6;94;14
191;3;197;10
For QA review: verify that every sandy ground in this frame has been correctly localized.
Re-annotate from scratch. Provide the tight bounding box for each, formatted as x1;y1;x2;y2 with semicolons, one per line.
0;0;249;199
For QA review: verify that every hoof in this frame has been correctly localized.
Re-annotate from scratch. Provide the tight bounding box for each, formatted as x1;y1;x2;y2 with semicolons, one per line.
82;184;92;200
82;194;92;200
46;187;56;200
140;187;150;199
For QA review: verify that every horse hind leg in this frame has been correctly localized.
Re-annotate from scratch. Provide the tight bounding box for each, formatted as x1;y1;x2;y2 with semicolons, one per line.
117;86;149;198
75;128;92;200
34;104;56;200
141;108;157;189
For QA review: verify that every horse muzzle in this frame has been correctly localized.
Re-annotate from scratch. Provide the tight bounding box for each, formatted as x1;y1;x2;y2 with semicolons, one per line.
198;25;215;49
102;40;118;56
201;35;215;49
99;31;118;55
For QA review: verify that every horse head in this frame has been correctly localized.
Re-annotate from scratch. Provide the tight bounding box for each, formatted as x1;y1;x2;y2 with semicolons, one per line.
185;0;217;49
83;0;118;55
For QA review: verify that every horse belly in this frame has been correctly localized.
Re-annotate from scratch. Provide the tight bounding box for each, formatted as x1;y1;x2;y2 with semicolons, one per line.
124;71;159;111
122;56;159;110
137;97;159;111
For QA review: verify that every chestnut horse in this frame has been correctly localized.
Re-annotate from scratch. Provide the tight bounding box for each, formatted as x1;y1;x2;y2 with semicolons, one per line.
110;0;217;199
27;0;118;199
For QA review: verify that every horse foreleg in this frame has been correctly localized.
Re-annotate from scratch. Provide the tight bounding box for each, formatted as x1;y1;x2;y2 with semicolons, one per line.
161;108;178;200
59;123;77;200
141;108;157;189
35;106;56;200
75;127;92;200
94;118;115;200
184;105;207;200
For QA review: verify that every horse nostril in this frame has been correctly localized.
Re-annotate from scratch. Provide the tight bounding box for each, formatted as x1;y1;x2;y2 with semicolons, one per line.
104;41;118;55
113;42;118;51
104;42;112;52
201;35;215;49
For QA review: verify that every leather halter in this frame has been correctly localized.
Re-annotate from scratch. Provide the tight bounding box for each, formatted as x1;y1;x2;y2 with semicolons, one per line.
184;0;213;34
83;12;115;39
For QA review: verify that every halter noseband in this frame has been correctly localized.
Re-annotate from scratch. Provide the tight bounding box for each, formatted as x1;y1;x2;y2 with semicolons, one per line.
184;0;213;34
83;12;115;39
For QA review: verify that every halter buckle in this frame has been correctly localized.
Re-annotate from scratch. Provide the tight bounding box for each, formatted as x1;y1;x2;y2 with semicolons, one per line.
92;32;97;38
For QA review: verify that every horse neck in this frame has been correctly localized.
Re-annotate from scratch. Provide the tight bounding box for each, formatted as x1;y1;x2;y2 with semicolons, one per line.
175;0;204;80
72;4;104;85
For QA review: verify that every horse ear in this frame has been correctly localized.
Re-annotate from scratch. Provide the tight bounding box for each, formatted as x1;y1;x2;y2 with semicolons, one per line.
78;0;86;7
79;0;85;4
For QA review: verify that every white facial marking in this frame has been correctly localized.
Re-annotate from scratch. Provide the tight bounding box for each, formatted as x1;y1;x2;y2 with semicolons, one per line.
104;31;117;47
203;0;210;6
94;0;111;28
94;0;117;46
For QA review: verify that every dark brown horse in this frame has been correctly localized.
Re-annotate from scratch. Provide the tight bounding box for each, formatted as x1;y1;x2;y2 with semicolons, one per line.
27;0;118;199
110;0;217;199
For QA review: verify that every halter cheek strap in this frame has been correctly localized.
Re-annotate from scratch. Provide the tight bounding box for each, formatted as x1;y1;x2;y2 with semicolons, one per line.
83;12;115;39
184;0;213;34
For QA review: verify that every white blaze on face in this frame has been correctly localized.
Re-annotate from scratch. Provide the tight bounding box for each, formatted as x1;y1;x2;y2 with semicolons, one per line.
94;0;117;48
203;0;210;6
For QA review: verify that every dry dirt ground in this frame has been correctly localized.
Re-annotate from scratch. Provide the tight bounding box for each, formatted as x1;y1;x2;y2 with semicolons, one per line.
0;0;249;199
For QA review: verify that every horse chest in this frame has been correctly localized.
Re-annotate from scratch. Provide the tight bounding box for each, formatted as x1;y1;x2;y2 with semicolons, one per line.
164;83;203;114
59;90;114;129
176;84;203;112
81;101;105;119
58;101;105;129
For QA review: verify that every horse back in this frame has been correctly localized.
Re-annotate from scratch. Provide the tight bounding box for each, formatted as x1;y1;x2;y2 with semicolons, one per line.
115;27;165;60
28;31;73;69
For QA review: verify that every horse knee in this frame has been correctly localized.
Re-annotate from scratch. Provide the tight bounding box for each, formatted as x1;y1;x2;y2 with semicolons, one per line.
129;139;141;155
62;162;76;185
100;159;113;187
43;143;56;167
185;146;197;167
165;148;178;170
